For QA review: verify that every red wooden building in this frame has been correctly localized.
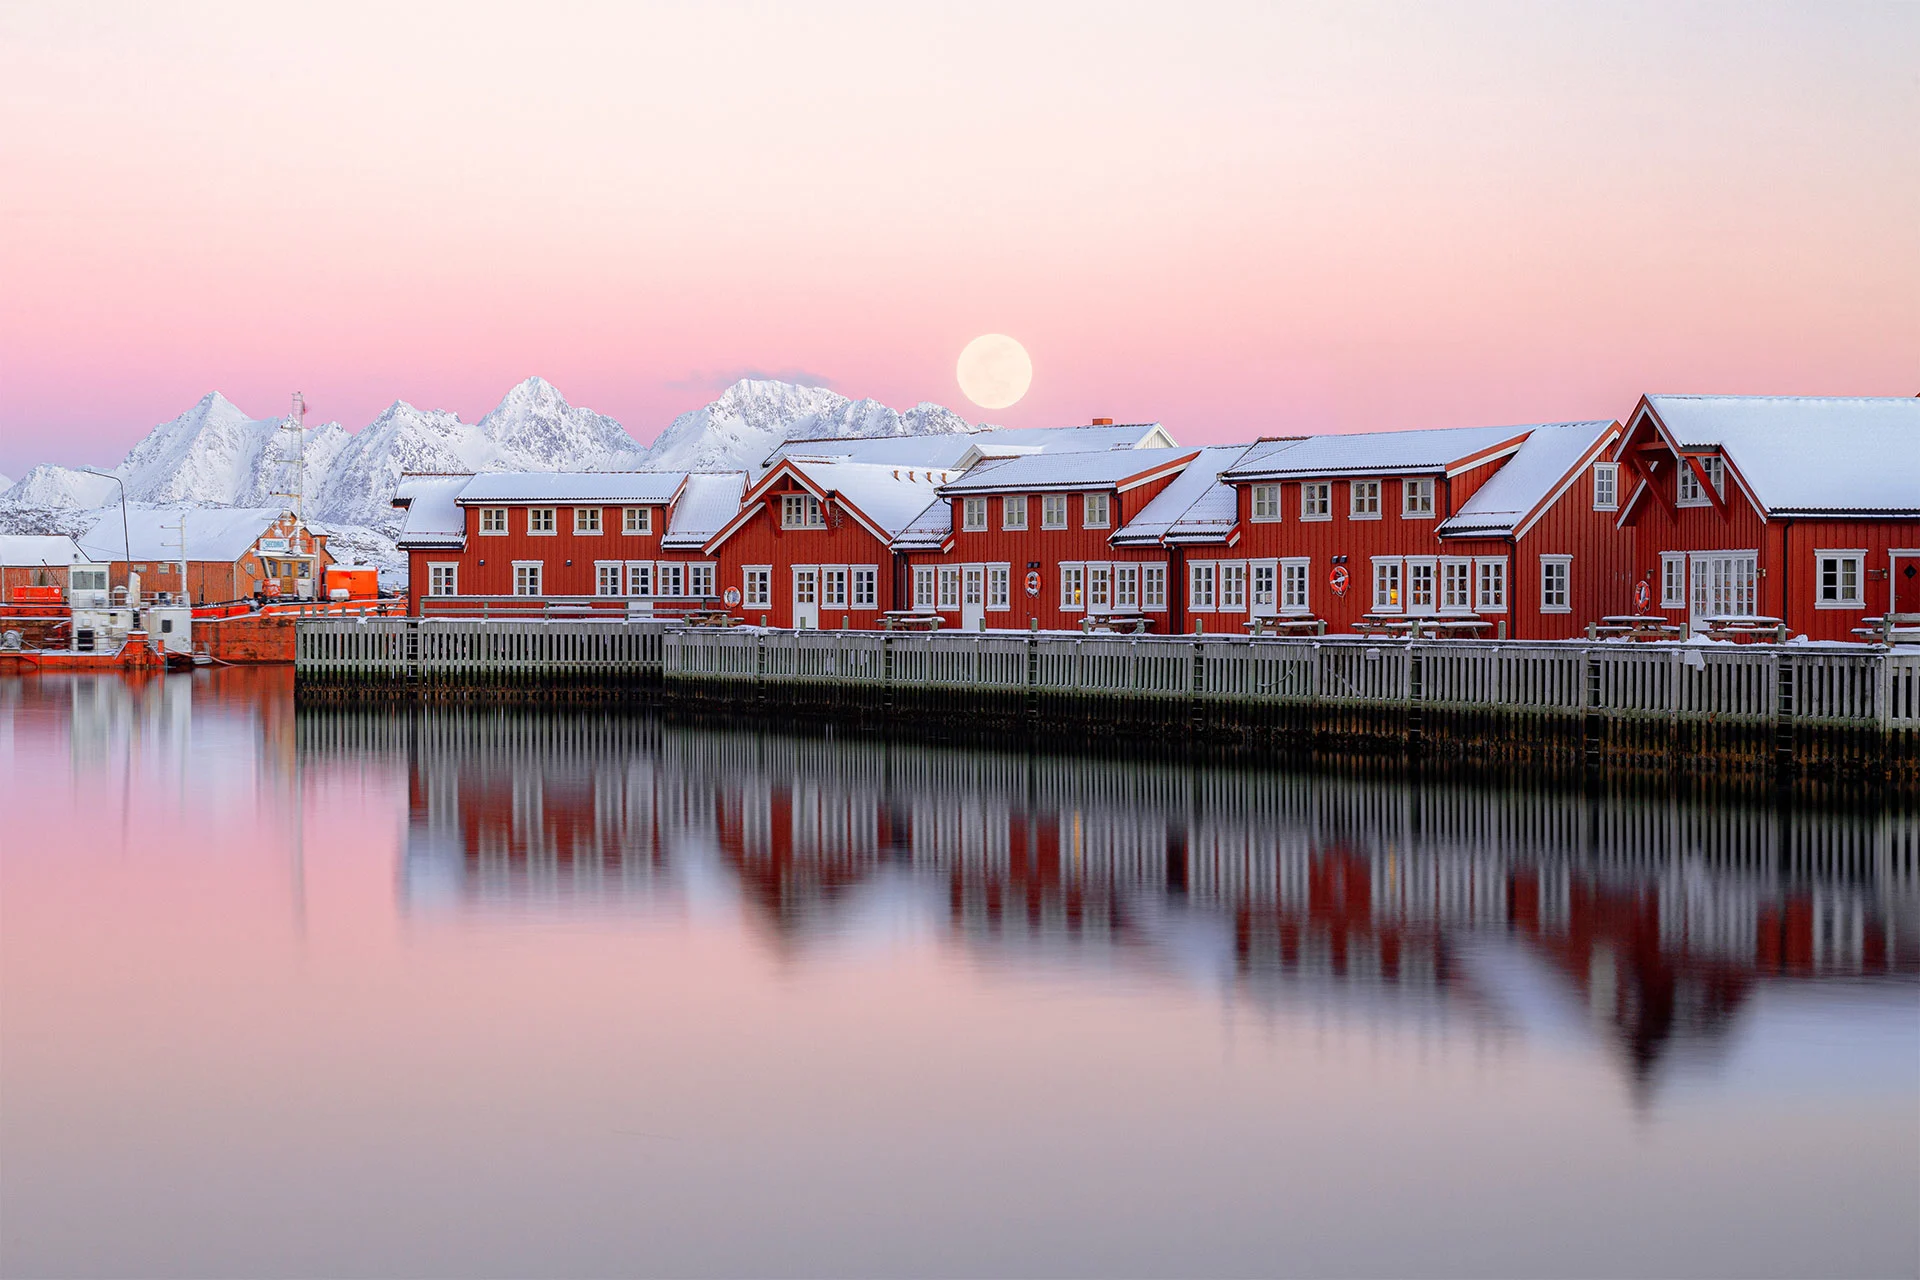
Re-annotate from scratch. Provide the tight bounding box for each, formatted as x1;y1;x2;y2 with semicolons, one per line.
1612;396;1920;639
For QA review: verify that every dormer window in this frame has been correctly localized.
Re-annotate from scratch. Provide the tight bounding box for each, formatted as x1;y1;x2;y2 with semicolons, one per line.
781;494;825;528
1677;455;1724;507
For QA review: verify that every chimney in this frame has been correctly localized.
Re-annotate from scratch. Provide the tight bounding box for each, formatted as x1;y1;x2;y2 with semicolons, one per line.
1092;417;1114;426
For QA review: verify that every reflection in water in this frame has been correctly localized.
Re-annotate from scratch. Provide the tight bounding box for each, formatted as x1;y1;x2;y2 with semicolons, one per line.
4;671;1918;1278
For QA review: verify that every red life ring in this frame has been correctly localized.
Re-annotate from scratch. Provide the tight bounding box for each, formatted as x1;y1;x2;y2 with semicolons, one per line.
1025;570;1041;597
1634;578;1652;611
1328;564;1349;597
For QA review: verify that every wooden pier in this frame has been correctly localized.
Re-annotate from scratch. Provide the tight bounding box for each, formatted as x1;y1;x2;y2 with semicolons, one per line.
295;617;1920;788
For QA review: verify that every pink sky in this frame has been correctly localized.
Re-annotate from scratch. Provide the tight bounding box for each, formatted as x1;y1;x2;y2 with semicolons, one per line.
1;0;1915;476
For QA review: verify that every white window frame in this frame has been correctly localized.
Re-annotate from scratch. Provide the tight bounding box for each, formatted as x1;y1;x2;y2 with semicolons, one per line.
781;493;825;529
1059;564;1085;611
1350;481;1382;520
743;565;772;608
1113;564;1140;611
1677;455;1723;508
962;497;988;532
1083;492;1111;529
1372;557;1403;613
1402;478;1434;518
1440;557;1473;614
1251;484;1281;523
939;566;961;610
1405;556;1437;614
1218;562;1248;612
656;562;685;598
1476;557;1508;613
1280;558;1310;614
479;507;508;535
1814;549;1865;608
1690;552;1757;623
512;561;543;595
1592;464;1618;512
818;565;848;608
623;507;652;535
1539;555;1572;614
1189;561;1217;611
913;566;937;612
1142;564;1168;611
627;561;653;598
688;562;716;599
851;565;878;609
986;564;1010;611
427;562;458;596
1041;494;1068;530
1301;482;1331;522
574;507;602;535
1003;495;1028;530
595;561;623;596
1087;563;1112;610
527;508;556;535
1660;553;1686;608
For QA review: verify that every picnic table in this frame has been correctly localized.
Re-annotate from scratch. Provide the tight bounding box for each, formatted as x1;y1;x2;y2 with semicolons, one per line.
1082;613;1152;634
680;609;739;628
1703;614;1788;643
881;611;943;631
1245;616;1326;636
1852;614;1920;644
1591;614;1685;641
1352;615;1492;640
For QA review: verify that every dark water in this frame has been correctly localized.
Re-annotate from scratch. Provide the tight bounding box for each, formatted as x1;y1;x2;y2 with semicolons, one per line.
3;670;1916;1279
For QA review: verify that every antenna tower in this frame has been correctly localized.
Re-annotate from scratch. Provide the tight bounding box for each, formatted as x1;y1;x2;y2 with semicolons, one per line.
273;392;307;525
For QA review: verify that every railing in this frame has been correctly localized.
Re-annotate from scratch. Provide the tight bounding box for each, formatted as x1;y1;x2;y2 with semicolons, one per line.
295;619;1920;735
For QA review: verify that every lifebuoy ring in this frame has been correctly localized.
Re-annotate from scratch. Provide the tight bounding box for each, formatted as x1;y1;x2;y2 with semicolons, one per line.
1633;578;1651;611
1025;570;1041;597
724;586;741;607
1328;564;1349;597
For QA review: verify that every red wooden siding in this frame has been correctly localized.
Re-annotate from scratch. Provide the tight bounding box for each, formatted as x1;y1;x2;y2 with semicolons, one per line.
707;479;901;628
406;502;672;614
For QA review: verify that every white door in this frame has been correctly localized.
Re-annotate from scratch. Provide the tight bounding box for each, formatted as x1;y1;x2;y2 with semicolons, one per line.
792;567;819;629
1688;552;1757;631
1250;560;1278;618
962;564;986;630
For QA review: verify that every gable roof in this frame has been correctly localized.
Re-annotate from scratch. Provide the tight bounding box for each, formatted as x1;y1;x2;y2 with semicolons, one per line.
392;475;472;550
1437;421;1618;538
1223;425;1530;480
0;534;88;567
953;422;1177;469
77;507;287;564
762;433;984;470
1111;445;1257;546
937;447;1198;495
1633;395;1920;516
891;497;956;553
453;471;688;505
708;460;952;552
661;473;749;549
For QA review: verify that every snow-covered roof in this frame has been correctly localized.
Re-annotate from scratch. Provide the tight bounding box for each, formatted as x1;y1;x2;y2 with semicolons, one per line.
960;423;1175;462
1638;396;1920;515
662;473;749;549
891;497;956;552
1112;446;1256;545
392;475;472;550
0;534;88;567
454;471;687;505
1438;422;1617;537
937;448;1198;494
788;461;952;537
77;507;285;564
1223;425;1530;480
762;433;984;470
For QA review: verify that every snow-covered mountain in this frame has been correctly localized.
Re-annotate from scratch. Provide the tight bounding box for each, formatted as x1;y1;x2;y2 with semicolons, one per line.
0;377;978;572
646;380;975;472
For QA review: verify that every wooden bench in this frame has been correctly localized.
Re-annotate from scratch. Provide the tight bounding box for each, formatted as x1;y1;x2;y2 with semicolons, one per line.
1703;614;1787;643
679;609;739;628
1245;617;1326;636
1591;614;1685;641
881;611;943;631
1853;614;1920;644
1353;616;1491;640
1082;613;1151;634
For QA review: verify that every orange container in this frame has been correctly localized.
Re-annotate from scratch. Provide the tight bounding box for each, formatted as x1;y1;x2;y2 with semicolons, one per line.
324;566;380;599
11;585;63;604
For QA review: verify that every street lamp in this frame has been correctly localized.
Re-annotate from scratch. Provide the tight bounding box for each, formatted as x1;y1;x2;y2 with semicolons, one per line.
79;467;131;565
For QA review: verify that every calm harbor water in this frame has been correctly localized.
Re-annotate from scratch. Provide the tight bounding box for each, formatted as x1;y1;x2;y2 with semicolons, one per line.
2;670;1916;1279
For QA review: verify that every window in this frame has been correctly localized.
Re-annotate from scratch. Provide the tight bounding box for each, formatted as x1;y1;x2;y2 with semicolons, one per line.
428;563;458;596
623;507;652;535
513;562;542;595
1083;493;1110;528
744;566;771;607
1088;564;1111;609
1252;563;1276;608
1660;554;1686;608
913;566;937;611
1281;559;1310;613
1301;482;1331;521
1003;495;1028;530
821;566;848;608
852;566;878;608
596;563;623;596
657;563;684;597
1189;562;1216;610
1477;558;1507;612
480;507;508;534
1592;464;1618;511
1042;494;1068;529
628;562;653;598
1403;479;1434;517
1060;564;1085;610
1540;556;1571;612
1115;564;1139;609
1220;563;1247;611
1373;559;1402;611
1407;558;1435;612
1143;565;1168;610
962;497;988;531
528;508;555;534
781;493;825;528
939;567;961;610
1442;559;1473;612
987;565;1010;610
1251;484;1281;522
1691;553;1757;620
574;507;602;535
1677;455;1723;507
1351;481;1382;519
1815;551;1864;607
689;564;716;598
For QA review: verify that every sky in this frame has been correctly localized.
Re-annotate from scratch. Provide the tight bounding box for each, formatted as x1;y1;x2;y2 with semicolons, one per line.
0;0;1915;477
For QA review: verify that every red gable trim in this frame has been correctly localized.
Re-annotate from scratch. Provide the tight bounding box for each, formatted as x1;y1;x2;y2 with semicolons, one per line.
1509;423;1622;541
1443;434;1530;478
703;459;902;555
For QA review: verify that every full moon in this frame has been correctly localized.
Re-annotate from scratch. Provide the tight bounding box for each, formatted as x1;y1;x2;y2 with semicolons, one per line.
955;334;1033;410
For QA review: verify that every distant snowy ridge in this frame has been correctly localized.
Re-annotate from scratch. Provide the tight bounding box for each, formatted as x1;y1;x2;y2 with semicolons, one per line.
0;377;978;571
